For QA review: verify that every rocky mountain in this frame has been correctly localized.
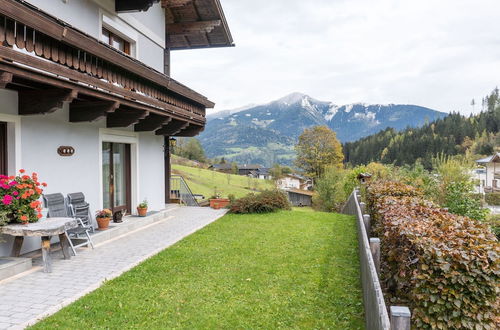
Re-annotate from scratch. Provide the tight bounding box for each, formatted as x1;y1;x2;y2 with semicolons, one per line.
199;93;447;166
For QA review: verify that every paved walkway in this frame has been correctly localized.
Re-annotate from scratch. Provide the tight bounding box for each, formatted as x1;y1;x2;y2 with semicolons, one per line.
0;206;227;329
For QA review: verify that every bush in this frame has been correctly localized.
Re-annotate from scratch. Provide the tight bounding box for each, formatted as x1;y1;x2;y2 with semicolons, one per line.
313;166;347;212
367;181;499;329
229;190;291;214
485;214;500;239
485;193;500;206
444;181;489;221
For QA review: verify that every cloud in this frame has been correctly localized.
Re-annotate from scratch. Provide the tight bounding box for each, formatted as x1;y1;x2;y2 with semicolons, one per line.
171;0;500;115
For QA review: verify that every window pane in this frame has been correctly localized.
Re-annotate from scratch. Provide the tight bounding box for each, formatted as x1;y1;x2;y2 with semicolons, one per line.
101;28;110;45
113;143;127;207
102;142;111;209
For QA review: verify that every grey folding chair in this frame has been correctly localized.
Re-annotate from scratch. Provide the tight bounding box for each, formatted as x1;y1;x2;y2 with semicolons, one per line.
67;192;95;233
43;193;94;256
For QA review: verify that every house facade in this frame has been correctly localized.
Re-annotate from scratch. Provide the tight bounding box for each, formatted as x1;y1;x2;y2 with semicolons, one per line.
0;0;232;255
476;153;500;193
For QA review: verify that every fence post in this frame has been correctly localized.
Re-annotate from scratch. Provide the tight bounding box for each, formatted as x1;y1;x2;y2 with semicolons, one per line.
390;306;411;330
369;238;380;277
363;214;371;235
359;202;366;213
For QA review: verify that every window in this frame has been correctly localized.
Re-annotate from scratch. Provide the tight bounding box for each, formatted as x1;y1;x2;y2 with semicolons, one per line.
102;28;131;55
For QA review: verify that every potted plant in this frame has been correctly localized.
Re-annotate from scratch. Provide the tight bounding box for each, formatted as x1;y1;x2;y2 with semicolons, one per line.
137;199;148;217
0;169;46;224
209;194;231;209
95;209;112;230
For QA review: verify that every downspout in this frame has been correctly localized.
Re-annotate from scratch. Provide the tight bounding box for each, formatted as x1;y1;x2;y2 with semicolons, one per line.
164;136;171;204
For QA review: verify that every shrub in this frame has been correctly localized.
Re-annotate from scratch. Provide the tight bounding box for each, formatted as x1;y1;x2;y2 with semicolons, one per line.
313;166;347;212
367;181;499;329
444;181;489;221
485;214;500;239
229;190;291;214
485;193;500;206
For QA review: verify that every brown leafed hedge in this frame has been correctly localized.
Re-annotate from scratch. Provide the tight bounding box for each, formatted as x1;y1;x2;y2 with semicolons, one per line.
229;190;291;214
367;181;500;329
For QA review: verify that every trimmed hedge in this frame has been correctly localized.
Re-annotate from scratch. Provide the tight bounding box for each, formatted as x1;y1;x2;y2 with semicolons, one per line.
367;181;499;329
229;190;291;214
485;193;500;206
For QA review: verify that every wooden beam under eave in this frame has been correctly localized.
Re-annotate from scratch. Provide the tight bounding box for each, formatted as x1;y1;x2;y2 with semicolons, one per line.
18;89;77;115
155;119;188;136
161;0;192;8
70;100;119;122
0;71;13;88
174;124;204;137
107;107;149;128
135;114;172;132
167;20;221;35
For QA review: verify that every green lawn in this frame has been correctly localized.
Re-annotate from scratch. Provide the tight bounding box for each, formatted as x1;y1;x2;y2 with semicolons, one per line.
32;210;364;329
172;163;274;199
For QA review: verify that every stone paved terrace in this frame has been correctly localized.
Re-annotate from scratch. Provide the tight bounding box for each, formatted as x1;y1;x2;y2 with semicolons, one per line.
0;206;227;329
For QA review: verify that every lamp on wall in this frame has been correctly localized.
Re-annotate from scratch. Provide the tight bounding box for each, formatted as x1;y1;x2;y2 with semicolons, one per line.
169;137;177;149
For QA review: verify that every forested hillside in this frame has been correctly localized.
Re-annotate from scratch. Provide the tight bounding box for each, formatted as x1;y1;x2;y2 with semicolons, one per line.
344;88;500;168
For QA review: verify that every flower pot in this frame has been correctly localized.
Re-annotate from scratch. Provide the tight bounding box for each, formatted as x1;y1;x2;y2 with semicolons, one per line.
96;217;111;230
209;198;230;209
137;207;148;217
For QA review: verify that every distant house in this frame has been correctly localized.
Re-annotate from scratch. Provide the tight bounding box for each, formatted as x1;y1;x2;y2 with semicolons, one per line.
285;189;314;207
248;168;272;180
475;154;500;193
209;163;235;173
277;174;312;190
238;164;262;176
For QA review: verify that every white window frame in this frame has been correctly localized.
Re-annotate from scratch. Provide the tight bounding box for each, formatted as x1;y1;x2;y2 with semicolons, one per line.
100;10;139;58
98;129;139;211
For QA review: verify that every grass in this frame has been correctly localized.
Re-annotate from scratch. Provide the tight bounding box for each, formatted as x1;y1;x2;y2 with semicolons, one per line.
32;210;364;329
172;163;274;199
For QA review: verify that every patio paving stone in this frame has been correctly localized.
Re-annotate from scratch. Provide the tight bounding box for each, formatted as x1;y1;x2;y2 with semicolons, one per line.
0;206;227;329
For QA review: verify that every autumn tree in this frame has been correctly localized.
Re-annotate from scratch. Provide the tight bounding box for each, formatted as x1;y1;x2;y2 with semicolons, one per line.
295;126;344;178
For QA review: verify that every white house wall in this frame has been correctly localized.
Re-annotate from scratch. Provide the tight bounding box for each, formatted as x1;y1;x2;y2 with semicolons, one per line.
0;93;166;256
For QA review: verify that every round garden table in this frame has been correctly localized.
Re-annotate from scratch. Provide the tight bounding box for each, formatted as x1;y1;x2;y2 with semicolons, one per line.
0;217;78;273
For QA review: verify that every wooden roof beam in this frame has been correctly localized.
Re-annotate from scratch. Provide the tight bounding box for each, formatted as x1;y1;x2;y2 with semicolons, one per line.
19;88;77;115
0;71;13;88
174;124;204;137
107;107;149;128
70;100;119;122
155;120;189;136
167;20;221;35
135;113;172;131
161;0;192;8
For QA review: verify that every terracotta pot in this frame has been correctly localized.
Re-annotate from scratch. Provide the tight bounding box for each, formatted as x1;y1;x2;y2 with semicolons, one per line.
209;198;230;209
96;217;111;230
137;207;148;217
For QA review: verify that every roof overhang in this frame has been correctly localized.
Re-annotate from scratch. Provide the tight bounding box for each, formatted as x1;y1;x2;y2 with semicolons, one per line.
162;0;234;50
115;0;159;13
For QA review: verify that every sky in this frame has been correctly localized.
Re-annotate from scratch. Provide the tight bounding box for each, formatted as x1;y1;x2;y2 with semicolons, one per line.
171;0;500;116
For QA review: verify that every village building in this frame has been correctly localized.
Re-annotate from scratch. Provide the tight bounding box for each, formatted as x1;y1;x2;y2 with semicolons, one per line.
208;163;234;173
277;173;312;191
238;164;262;176
475;153;500;193
0;0;233;256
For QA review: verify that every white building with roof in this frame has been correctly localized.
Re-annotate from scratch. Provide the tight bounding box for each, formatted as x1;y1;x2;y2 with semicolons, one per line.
475;153;500;193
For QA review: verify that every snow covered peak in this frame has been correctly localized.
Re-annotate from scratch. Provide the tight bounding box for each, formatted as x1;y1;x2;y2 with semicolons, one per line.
277;92;310;105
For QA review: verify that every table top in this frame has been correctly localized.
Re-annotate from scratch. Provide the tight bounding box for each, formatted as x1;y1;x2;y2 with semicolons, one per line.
0;217;78;237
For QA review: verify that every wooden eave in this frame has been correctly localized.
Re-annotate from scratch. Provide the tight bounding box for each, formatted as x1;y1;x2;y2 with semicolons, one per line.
0;0;208;136
0;0;214;108
162;0;234;50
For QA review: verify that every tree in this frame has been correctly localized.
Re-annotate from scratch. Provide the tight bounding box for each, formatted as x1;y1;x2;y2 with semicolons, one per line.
295;126;344;178
173;138;206;162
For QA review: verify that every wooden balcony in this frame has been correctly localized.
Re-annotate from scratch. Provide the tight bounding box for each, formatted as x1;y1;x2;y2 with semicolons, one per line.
0;0;210;136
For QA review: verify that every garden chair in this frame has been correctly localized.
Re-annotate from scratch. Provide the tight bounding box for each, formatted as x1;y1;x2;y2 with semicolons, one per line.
67;192;95;233
43;193;94;256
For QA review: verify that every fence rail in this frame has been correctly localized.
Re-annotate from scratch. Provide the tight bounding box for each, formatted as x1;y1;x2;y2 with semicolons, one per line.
170;175;199;207
342;189;410;330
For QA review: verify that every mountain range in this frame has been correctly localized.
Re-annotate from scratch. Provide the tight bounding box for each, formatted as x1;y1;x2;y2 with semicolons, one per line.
198;93;447;166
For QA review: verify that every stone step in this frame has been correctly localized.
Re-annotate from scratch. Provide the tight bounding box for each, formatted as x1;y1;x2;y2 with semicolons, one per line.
0;257;32;282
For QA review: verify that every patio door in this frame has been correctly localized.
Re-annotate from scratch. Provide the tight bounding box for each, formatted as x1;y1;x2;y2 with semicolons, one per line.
102;142;131;214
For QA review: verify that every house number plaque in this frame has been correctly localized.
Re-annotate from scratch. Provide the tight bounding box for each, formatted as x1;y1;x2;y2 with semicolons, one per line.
57;146;75;156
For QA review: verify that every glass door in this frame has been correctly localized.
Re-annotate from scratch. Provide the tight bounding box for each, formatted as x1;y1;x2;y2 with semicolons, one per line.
102;142;131;214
